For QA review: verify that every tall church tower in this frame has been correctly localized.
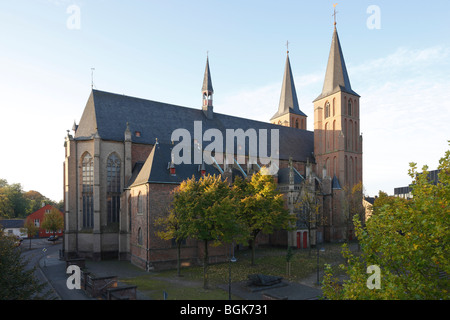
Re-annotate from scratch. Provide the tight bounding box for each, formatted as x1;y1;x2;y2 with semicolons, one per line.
271;49;307;129
313;23;362;190
202;56;214;119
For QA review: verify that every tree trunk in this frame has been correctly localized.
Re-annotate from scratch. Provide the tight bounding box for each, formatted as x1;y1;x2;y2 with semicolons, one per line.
177;241;181;277
203;240;208;289
250;238;256;266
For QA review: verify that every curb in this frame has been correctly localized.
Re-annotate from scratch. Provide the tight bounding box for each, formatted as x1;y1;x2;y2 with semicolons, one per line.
37;253;62;300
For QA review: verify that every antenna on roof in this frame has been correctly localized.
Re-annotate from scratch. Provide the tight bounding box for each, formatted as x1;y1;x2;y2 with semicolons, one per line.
91;67;95;89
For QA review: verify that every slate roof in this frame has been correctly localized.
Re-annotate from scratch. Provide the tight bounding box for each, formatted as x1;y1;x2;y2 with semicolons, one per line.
0;219;25;229
314;27;359;102
277;167;305;185
129;142;226;187
271;54;307;120
75;89;315;163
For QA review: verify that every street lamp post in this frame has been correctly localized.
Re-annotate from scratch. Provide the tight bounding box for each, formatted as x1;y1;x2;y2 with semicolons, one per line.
228;243;237;300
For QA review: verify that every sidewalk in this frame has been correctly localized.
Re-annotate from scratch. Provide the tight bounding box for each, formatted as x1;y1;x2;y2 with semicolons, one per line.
38;246;93;300
37;244;150;300
37;244;322;300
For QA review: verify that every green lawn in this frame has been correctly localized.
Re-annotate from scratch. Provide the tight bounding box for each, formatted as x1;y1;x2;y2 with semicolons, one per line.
120;243;354;300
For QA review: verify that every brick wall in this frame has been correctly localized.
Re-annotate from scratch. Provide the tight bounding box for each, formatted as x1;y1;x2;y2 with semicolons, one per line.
131;144;153;167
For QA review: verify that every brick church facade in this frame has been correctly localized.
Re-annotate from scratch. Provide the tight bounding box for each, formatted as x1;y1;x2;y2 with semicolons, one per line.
63;24;362;270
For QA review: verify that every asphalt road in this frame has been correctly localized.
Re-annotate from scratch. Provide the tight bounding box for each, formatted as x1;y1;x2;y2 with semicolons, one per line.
20;238;62;299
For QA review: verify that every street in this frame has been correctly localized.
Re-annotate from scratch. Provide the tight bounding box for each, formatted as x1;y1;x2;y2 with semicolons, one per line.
19;238;63;300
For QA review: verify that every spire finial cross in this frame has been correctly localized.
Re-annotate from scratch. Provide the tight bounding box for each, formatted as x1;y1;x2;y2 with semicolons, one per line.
332;3;338;26
286;40;290;54
91;67;95;89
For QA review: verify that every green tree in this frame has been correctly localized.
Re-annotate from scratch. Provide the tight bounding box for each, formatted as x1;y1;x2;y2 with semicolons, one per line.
0;190;14;219
296;179;322;256
22;219;40;249
322;145;450;300
155;201;189;277
171;175;240;289
40;208;64;242
24;190;52;214
232;171;294;266
341;182;367;245
1;183;30;218
371;190;408;216
0;179;7;188
0;233;48;299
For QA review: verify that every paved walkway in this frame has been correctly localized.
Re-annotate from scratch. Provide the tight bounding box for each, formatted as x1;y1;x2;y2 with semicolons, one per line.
37;244;323;300
220;280;322;300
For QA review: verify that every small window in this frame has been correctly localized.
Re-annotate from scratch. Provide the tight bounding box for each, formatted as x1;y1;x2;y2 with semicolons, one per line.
295;119;299;128
135;131;141;137
138;228;143;245
171;238;187;247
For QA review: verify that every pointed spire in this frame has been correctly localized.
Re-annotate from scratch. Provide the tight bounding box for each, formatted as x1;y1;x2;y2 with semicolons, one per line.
314;27;359;101
271;52;306;120
332;174;342;190
72;120;78;132
202;56;214;94
202;55;214;119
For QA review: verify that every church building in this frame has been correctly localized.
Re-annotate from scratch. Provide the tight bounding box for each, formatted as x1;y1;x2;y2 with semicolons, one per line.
63;22;362;270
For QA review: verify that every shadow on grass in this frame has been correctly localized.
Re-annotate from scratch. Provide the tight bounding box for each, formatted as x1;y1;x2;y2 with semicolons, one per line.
120;242;357;300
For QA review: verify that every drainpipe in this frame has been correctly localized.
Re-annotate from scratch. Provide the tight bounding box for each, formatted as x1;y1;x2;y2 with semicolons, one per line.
146;183;150;271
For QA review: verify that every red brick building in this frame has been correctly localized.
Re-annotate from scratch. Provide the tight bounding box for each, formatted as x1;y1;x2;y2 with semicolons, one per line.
26;204;64;238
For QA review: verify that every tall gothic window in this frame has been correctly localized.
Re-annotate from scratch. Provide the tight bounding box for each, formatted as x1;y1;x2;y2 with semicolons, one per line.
107;153;121;224
332;98;336;116
325;102;330;119
128;195;132;232
138;227;143;245
348;100;352;116
82;153;94;228
138;192;143;214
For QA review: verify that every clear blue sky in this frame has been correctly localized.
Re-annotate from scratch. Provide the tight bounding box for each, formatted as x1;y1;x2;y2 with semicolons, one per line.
1;0;449;202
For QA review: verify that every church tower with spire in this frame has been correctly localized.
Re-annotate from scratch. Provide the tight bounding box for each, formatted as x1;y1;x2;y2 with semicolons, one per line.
271;48;307;129
313;22;362;190
202;56;214;119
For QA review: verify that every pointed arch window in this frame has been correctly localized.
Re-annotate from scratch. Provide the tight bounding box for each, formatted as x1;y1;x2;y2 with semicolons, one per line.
138;227;143;245
107;153;121;224
128;195;132;232
325;102;330;119
82;153;94;229
137;192;143;215
332;120;336;150
295;119;299;129
333;156;337;178
348;100;352;116
332;98;336;116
